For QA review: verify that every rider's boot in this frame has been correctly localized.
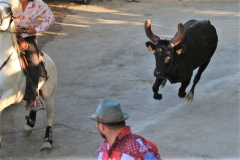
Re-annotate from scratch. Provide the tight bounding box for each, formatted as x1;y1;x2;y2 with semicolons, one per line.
26;90;46;111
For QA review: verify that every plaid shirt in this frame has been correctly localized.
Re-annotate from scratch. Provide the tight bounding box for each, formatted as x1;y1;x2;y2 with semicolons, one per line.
97;126;162;160
12;0;55;38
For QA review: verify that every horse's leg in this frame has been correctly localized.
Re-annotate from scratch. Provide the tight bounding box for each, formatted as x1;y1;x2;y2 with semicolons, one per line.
0;89;18;112
0;112;2;148
38;54;57;153
23;111;37;137
40;89;55;153
186;61;210;103
40;97;54;153
0;89;19;148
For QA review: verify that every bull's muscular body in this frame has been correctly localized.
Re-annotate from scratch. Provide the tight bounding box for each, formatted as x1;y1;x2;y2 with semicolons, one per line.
145;20;218;102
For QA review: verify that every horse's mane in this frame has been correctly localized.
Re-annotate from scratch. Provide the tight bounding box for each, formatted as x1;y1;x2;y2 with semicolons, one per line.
10;22;20;55
4;0;21;54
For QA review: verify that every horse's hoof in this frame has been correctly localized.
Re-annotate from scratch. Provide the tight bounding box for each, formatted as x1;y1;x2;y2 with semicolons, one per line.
23;129;32;137
40;142;52;154
178;92;186;98
23;124;33;137
153;93;162;100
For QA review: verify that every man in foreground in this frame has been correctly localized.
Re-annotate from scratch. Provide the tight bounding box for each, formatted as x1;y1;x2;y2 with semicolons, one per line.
89;99;162;160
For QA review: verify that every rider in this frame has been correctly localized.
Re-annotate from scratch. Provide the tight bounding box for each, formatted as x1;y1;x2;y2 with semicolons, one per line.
12;0;55;110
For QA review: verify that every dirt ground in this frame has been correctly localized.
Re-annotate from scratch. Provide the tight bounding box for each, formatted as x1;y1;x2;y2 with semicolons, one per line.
0;0;239;159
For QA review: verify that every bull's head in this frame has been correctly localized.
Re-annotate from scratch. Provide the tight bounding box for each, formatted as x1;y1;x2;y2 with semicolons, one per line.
144;20;186;78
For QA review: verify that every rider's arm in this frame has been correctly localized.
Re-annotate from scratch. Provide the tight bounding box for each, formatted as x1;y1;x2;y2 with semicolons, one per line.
35;2;55;33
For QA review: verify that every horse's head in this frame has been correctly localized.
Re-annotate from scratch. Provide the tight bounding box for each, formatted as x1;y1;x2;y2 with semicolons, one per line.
0;0;20;53
0;0;20;30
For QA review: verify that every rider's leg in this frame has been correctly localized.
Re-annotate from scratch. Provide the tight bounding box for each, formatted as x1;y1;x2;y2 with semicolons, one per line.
23;35;40;100
23;36;45;110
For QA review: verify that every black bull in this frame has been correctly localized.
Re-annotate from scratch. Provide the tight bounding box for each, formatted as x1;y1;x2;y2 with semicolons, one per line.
144;19;218;103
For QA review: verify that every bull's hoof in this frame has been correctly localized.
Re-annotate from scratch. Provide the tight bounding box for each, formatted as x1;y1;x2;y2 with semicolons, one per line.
178;92;186;98
40;142;53;154
185;91;193;103
23;124;33;137
153;93;162;100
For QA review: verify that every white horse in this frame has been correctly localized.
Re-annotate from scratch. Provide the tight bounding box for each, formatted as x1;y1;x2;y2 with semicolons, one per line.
0;0;57;152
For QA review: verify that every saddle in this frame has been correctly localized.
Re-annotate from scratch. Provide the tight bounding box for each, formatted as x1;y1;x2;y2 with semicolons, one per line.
17;35;28;51
17;35;48;80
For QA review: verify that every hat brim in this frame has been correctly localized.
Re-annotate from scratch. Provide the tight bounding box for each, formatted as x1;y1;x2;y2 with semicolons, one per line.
89;112;129;124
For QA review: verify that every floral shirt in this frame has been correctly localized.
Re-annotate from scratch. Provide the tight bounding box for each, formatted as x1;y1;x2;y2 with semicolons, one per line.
12;0;55;38
97;126;162;160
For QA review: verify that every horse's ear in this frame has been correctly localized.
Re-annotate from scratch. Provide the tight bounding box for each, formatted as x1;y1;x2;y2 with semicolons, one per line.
145;41;155;51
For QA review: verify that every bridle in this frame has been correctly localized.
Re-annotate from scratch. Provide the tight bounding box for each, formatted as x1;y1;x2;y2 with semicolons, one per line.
0;1;15;32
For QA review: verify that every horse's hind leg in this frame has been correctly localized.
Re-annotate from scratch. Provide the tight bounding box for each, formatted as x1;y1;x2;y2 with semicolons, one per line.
23;110;37;137
40;95;55;153
37;56;57;153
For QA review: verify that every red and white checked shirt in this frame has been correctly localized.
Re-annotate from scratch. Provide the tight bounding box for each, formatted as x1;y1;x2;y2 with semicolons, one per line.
12;0;55;38
97;126;162;160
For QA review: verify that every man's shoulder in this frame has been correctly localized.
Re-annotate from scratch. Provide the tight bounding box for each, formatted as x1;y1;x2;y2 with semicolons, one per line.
128;133;154;144
119;133;157;150
127;133;159;153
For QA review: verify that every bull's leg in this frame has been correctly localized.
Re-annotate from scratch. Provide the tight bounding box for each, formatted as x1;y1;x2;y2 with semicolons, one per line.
186;61;210;103
152;78;163;100
23;111;37;137
178;77;191;98
160;78;167;89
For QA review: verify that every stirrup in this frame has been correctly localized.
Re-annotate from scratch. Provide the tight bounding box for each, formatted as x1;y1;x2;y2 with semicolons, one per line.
26;96;46;111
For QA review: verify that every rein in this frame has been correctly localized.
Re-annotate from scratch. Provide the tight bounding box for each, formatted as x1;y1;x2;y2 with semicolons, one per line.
2;30;17;33
0;52;13;71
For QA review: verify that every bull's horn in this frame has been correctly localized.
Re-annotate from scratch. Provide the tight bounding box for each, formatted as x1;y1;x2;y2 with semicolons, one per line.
145;20;160;44
171;23;185;46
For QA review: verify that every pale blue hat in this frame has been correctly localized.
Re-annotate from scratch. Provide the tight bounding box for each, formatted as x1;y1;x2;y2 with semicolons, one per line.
89;99;129;124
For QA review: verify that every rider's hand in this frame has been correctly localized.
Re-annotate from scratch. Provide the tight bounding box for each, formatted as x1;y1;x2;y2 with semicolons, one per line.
16;27;23;34
26;27;37;35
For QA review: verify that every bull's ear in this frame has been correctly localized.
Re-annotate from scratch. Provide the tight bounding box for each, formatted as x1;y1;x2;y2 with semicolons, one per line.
145;41;155;51
176;48;183;55
175;44;186;55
